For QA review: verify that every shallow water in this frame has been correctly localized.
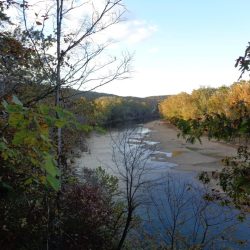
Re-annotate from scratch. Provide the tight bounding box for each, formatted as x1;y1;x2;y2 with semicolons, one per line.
75;125;250;249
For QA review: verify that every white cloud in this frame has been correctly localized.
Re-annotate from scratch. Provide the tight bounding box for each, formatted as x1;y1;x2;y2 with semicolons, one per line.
97;65;240;98
106;20;158;44
148;47;159;54
5;1;157;49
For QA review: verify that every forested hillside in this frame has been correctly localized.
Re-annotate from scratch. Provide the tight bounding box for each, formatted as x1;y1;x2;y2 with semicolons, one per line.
66;90;167;126
0;1;168;248
159;81;249;121
159;81;250;207
159;81;250;143
0;1;146;249
1;0;250;249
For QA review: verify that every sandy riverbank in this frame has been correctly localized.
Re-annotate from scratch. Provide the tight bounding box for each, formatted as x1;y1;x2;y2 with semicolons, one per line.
144;120;237;172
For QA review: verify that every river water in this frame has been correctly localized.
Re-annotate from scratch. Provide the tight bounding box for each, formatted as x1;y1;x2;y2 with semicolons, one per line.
74;124;250;249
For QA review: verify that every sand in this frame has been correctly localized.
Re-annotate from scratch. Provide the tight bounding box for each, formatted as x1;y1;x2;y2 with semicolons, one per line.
144;120;237;172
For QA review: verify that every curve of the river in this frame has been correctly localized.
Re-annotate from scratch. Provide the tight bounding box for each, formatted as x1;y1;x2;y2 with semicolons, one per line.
74;121;250;249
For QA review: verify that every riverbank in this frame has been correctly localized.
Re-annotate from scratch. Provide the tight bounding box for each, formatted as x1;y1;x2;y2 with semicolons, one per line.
144;120;237;172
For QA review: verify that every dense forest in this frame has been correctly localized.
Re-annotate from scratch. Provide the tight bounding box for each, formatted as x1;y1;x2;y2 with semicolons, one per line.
0;1;152;249
70;94;165;127
159;81;250;207
1;0;250;249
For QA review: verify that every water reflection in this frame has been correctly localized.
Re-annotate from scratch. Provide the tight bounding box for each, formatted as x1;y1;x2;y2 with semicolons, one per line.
137;173;249;249
75;125;250;249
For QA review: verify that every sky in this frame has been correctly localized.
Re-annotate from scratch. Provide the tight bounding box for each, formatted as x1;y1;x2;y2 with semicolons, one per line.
96;0;250;97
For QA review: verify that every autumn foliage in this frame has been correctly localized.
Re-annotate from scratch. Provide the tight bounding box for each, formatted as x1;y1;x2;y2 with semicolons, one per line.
159;82;250;207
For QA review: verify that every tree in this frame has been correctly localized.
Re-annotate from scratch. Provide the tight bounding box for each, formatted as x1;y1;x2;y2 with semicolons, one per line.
19;0;131;100
158;80;250;208
207;86;230;116
235;42;250;79
0;2;133;248
159;92;197;120
191;87;215;116
111;127;154;249
17;0;131;176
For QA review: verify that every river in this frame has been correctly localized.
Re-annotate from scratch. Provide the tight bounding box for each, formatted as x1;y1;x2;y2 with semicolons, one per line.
74;123;250;249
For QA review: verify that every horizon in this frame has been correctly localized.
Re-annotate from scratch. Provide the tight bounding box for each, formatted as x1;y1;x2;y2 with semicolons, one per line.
94;0;250;97
83;79;248;99
6;0;250;98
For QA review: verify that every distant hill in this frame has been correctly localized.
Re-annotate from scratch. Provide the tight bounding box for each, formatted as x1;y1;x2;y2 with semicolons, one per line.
65;88;169;104
63;88;116;100
143;95;170;107
63;88;169;117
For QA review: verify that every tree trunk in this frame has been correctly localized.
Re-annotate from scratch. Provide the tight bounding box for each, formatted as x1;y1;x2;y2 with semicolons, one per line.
117;208;133;250
56;0;63;176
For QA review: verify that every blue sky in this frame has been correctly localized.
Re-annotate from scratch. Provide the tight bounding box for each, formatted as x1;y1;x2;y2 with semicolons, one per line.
98;0;250;97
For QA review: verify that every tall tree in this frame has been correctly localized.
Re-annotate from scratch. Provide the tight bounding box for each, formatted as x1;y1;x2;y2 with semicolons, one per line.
18;0;131;174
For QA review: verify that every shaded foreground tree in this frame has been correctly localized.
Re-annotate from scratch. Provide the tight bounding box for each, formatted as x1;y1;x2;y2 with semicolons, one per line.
0;163;124;249
58;167;123;250
1;0;131;175
0;1;134;249
111;128;154;249
19;0;131;101
0;96;132;248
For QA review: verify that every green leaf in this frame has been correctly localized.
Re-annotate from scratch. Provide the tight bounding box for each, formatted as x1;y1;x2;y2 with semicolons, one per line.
55;107;65;119
23;132;37;146
44;154;59;177
5;103;23;113
40;134;50;142
45;115;55;126
55;106;74;119
39;105;50;115
30;157;39;166
76;123;92;132
55;119;67;128
0;141;7;150
12;131;27;145
9;112;24;127
46;175;60;191
24;178;33;185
